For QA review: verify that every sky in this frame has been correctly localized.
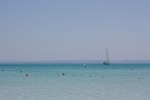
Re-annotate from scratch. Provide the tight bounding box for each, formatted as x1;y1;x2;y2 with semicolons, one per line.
0;0;150;62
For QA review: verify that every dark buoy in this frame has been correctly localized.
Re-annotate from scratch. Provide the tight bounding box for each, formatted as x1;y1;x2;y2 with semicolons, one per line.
26;74;28;76
62;73;65;75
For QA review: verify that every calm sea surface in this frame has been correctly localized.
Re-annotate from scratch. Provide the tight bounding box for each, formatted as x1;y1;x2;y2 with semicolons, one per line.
0;64;150;100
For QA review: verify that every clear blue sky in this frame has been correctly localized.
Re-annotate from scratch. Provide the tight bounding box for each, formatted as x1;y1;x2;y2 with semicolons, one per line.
0;0;150;61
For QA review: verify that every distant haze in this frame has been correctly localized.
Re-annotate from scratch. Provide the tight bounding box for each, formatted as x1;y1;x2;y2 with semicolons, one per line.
0;0;150;62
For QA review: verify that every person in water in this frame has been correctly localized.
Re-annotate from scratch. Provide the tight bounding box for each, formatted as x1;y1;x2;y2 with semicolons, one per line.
84;64;86;68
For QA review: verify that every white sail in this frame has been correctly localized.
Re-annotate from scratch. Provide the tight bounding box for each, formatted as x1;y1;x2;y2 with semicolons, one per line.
106;47;109;62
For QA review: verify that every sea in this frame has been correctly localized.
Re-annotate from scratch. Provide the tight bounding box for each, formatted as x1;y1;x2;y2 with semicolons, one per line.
0;63;150;100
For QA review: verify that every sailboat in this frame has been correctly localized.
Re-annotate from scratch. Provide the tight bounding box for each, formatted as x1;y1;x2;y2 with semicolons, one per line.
103;47;110;65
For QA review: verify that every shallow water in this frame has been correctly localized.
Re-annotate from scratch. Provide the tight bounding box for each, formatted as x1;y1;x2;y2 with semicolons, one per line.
0;64;150;100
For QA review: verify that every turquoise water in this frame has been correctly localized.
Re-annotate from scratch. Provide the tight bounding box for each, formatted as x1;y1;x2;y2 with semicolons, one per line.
0;64;150;100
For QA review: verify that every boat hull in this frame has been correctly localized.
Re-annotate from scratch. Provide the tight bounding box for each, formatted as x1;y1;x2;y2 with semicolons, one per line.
103;62;110;65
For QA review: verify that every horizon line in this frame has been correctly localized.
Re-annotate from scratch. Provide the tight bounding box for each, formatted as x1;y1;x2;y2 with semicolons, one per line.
0;60;150;64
